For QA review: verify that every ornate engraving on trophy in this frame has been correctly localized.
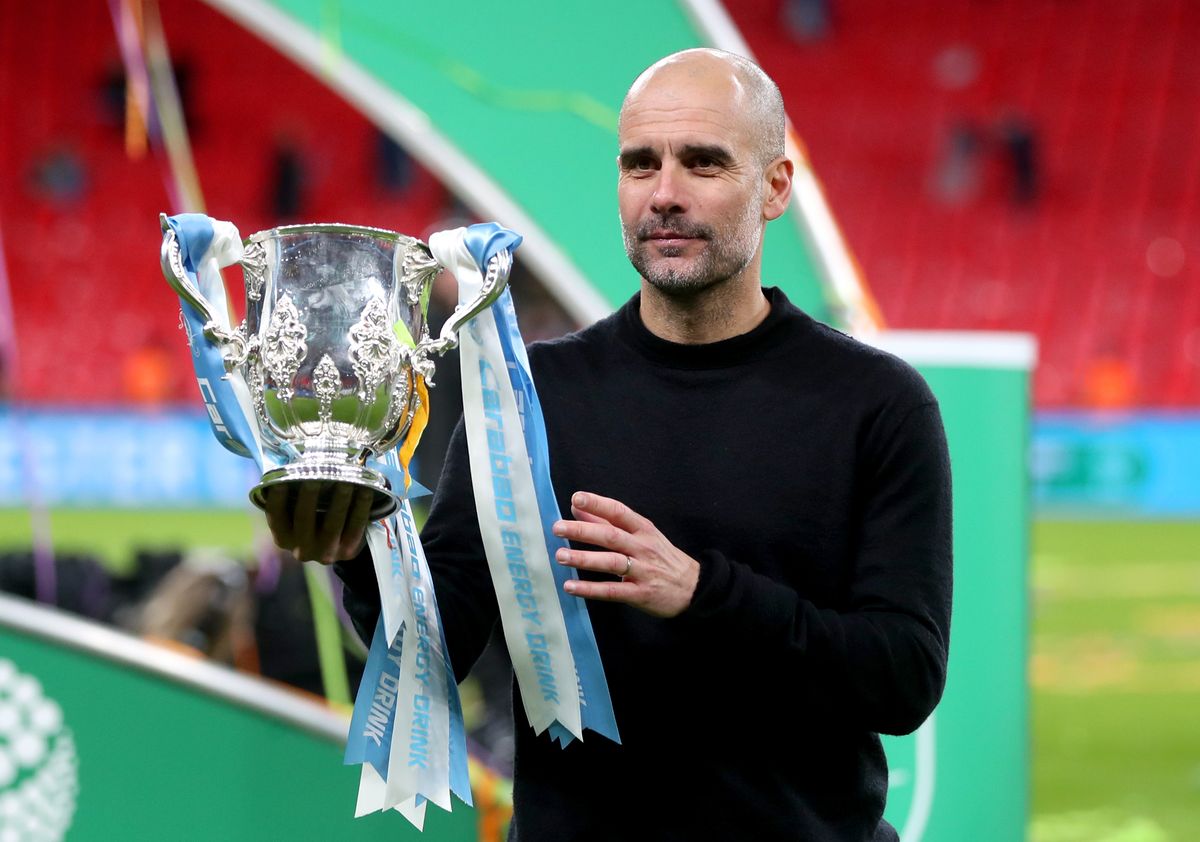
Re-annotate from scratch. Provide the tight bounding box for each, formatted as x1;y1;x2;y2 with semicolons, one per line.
401;247;440;305
408;345;436;385
263;294;307;403
247;359;270;433
383;369;412;435
241;241;268;301
313;354;340;428
348;294;400;404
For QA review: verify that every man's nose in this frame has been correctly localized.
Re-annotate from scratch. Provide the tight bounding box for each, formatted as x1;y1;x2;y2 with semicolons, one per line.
650;163;687;216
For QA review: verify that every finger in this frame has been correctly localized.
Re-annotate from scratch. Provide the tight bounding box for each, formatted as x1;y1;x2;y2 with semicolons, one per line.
563;577;638;603
293;482;321;560
568;504;610;526
553;518;636;555
263;484;294;550
317;483;355;562
556;546;632;578
338;487;375;559
570;492;648;534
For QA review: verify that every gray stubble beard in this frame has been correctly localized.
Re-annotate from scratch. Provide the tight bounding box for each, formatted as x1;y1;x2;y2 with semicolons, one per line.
621;200;763;297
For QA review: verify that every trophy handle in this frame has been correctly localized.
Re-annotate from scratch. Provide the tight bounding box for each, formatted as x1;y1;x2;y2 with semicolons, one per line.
423;248;514;359
159;213;250;369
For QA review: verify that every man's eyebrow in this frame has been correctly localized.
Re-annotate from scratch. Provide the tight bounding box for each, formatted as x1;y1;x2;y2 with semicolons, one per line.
618;146;656;167
678;144;733;164
618;143;735;168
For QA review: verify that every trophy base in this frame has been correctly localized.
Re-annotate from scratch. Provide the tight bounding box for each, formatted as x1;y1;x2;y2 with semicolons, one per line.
248;463;400;522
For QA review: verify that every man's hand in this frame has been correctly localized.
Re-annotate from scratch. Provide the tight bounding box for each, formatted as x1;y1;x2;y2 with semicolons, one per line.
553;491;699;618
263;481;374;564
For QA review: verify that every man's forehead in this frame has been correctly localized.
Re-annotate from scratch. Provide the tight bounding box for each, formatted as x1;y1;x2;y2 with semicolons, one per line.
619;78;749;148
618;102;749;152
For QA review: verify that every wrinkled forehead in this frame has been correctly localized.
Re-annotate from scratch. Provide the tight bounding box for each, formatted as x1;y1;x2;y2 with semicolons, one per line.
618;71;753;151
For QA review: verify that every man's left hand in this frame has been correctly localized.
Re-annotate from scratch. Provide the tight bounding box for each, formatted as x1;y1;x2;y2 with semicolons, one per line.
553;491;699;618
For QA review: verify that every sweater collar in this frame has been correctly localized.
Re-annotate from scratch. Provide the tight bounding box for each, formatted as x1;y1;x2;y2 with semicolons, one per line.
616;286;802;369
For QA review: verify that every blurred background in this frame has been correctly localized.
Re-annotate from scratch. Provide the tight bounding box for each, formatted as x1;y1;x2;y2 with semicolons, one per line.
0;0;1197;840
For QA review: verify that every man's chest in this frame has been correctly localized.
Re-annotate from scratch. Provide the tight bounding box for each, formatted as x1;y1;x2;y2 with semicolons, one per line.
539;372;865;598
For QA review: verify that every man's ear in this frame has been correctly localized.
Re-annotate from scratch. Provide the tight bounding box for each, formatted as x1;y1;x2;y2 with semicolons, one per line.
762;157;794;221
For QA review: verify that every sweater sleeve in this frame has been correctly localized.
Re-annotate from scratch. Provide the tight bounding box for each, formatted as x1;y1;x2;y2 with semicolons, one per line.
332;547;381;647
681;400;953;736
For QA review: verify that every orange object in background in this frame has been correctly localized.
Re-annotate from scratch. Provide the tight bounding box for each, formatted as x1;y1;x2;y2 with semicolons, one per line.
1083;354;1136;409
122;343;175;405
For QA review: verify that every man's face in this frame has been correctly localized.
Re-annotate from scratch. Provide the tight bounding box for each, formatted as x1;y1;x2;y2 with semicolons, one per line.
617;69;766;295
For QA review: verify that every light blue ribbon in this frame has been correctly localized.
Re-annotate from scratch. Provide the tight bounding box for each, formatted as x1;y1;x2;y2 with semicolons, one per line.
165;214;263;469
345;509;471;807
345;615;402;778
381;449;471;806
463;225;619;746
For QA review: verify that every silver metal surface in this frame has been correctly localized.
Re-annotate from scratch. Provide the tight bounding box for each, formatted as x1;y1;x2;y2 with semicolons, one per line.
241;241;268;301
160;219;513;518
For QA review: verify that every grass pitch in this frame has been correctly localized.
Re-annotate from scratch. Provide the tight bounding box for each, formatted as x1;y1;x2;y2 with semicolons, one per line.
1031;520;1200;841
0;507;260;575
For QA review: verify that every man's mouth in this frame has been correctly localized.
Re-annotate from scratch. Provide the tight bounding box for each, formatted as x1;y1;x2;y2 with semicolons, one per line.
648;233;696;246
642;228;706;246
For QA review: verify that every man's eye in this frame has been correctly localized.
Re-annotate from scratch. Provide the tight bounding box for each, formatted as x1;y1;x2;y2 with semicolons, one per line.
623;158;657;175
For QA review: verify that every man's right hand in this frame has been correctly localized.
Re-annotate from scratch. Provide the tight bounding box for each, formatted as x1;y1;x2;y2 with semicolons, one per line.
263;481;374;564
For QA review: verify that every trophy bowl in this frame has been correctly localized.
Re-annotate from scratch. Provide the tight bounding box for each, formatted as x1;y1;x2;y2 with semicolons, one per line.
160;217;512;520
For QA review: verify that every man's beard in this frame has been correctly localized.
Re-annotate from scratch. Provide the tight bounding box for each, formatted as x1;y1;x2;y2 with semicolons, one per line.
622;209;761;295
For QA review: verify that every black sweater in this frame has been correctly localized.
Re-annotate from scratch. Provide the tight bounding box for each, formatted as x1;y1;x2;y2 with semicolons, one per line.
337;288;953;841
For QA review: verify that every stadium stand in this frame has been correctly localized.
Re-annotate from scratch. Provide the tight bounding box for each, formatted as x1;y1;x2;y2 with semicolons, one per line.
1;0;1197;407
732;0;1200;407
0;0;446;404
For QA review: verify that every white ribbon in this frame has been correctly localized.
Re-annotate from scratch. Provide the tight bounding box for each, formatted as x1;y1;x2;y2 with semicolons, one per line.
430;229;583;740
353;498;457;822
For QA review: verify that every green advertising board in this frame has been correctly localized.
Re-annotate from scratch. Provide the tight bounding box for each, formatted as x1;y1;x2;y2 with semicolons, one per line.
867;331;1036;841
0;593;475;840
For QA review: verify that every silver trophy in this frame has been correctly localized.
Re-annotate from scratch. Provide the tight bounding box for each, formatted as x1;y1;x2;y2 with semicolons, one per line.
159;215;511;518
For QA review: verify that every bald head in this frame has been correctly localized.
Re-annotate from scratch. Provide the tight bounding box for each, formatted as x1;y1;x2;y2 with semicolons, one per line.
619;49;786;168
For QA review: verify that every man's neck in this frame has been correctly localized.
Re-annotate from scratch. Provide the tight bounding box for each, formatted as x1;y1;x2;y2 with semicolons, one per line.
639;275;771;345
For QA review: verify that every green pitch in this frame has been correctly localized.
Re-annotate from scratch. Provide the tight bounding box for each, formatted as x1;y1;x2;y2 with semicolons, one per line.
1031;519;1200;842
0;507;260;575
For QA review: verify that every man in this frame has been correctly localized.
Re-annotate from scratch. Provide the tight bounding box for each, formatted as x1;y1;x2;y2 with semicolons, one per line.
269;48;952;841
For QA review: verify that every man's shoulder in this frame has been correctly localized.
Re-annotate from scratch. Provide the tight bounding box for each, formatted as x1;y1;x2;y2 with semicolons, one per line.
526;308;622;368
802;317;938;411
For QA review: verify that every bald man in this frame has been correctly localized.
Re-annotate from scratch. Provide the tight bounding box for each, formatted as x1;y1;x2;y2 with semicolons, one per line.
294;49;952;841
